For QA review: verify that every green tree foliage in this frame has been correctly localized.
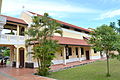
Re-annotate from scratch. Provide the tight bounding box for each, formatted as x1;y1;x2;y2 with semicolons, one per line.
88;24;120;77
0;47;10;56
26;13;63;76
110;20;120;33
109;20;120;58
110;22;116;29
3;49;10;56
0;47;6;53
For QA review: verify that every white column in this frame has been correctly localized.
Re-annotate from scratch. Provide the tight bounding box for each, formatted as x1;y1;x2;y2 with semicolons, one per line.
0;0;2;14
16;47;19;68
78;47;82;62
0;16;6;35
24;47;27;64
63;47;66;65
10;46;14;66
17;25;20;35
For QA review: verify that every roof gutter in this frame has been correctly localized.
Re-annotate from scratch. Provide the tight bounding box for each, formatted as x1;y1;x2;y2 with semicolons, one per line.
7;20;28;26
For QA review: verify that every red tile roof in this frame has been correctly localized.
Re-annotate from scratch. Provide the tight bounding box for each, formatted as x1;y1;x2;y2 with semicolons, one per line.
52;36;90;46
0;15;27;25
28;11;91;33
30;36;90;46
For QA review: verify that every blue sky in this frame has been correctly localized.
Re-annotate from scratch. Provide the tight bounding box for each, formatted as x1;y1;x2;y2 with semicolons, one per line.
2;0;120;29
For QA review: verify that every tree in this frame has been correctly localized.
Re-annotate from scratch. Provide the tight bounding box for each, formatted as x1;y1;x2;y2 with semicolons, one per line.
3;49;10;56
0;47;10;56
110;20;120;33
26;13;63;76
109;20;120;54
88;24;120;77
110;22;115;29
0;47;6;53
93;46;103;58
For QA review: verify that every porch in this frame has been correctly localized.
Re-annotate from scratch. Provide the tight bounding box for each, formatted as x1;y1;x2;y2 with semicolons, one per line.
0;45;27;68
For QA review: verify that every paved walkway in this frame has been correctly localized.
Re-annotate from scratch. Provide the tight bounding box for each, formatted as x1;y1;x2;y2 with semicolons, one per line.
50;58;106;72
0;58;105;80
0;67;54;80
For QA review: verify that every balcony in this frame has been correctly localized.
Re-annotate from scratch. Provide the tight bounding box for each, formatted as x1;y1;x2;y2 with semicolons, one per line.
0;34;25;45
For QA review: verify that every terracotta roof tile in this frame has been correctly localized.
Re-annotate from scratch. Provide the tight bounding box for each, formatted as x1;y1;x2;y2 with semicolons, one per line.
52;36;90;46
28;11;91;32
0;15;27;25
30;36;90;46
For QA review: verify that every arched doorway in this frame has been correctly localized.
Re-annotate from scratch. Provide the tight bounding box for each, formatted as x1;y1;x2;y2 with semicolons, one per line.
19;48;24;68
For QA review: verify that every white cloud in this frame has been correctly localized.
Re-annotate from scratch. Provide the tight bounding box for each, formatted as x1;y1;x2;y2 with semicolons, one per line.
1;0;97;17
96;9;120;20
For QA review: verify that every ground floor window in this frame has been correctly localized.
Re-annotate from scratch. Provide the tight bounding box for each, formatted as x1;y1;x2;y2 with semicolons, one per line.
76;47;78;55
68;47;72;56
81;48;84;55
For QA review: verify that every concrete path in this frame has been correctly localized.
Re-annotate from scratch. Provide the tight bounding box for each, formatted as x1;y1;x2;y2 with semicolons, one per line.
50;58;106;72
0;67;54;80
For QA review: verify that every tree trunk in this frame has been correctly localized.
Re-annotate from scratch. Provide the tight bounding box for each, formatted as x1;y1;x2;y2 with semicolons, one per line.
37;58;40;68
106;51;111;77
100;51;103;58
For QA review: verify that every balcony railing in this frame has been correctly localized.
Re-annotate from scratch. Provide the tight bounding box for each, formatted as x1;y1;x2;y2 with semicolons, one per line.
0;34;25;45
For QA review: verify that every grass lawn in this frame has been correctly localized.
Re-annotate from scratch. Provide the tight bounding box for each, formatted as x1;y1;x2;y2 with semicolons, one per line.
48;59;120;80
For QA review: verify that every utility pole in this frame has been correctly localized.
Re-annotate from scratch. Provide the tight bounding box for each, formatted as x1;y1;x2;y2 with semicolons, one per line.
0;0;2;14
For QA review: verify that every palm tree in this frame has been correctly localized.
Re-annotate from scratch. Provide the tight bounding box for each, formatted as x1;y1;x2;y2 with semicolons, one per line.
26;13;63;76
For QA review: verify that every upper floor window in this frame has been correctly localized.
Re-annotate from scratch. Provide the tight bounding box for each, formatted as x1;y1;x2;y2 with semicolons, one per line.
20;27;25;36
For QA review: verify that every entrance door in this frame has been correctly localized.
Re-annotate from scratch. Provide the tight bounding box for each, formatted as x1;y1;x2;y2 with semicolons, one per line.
86;51;90;60
19;48;24;68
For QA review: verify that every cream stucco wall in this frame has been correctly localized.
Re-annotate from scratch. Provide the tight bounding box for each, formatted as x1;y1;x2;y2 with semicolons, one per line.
20;11;101;66
55;28;90;39
20;12;33;27
21;11;89;40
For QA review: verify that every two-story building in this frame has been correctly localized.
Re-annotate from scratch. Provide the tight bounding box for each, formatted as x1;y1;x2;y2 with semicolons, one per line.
20;11;101;68
0;11;102;68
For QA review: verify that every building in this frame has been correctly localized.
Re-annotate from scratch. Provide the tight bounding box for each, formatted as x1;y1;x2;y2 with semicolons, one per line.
0;11;101;68
0;15;28;68
21;11;101;67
